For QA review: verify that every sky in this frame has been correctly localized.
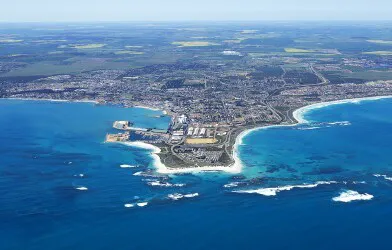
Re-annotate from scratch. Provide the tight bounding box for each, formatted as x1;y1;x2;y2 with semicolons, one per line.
1;0;391;22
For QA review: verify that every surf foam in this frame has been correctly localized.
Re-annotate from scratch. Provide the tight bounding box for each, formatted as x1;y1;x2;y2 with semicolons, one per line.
332;190;373;203
293;96;392;124
120;164;138;168
168;193;199;201
137;202;148;207
147;181;185;187
223;182;242;188
374;174;392;181
232;181;338;196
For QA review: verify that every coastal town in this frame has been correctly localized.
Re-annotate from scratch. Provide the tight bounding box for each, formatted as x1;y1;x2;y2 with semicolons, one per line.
1;24;392;171
102;77;392;171
3;63;392;171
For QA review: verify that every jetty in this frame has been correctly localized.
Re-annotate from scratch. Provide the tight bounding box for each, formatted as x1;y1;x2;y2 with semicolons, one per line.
113;121;133;130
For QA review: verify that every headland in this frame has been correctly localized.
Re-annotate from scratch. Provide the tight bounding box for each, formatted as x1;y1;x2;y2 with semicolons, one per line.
109;94;392;174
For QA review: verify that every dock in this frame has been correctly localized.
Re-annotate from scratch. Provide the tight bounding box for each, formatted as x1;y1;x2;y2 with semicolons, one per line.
113;121;133;130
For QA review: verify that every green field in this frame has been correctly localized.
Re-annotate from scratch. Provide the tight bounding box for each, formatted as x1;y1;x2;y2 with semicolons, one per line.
240;30;258;34
345;70;392;81
363;51;392;56
172;41;220;47
58;44;107;49
367;40;392;45
115;51;145;55
0;39;23;43
285;48;315;53
125;45;143;48
2;58;131;76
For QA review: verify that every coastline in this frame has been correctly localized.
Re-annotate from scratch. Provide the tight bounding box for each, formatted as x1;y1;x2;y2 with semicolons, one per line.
133;105;161;112
3;97;99;104
114;95;392;175
4;95;392;175
292;95;392;124
121;141;242;174
231;95;392;173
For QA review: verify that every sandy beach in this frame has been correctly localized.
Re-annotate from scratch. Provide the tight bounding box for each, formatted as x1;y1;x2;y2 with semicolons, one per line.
6;95;391;175
133;105;161;111
4;97;99;104
231;95;392;173
121;141;242;174
292;95;392;124
121;95;392;175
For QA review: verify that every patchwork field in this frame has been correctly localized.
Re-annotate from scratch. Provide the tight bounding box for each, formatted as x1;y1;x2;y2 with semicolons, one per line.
363;51;392;55
172;41;220;47
367;40;392;45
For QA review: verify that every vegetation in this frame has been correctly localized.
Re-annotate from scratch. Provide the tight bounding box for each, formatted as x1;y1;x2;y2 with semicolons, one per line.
367;40;392;45
125;45;143;48
285;48;314;53
240;30;258;34
0;39;23;43
58;44;107;49
172;41;220;47
115;51;145;55
363;51;392;56
72;44;106;49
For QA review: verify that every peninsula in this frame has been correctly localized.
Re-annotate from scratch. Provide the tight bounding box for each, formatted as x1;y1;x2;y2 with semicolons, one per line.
1;23;392;172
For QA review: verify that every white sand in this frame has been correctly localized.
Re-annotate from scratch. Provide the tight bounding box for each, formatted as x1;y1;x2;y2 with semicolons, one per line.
231;95;392;174
4;97;98;104
122;95;392;174
133;105;161;111
292;95;392;124
121;141;242;174
11;95;391;175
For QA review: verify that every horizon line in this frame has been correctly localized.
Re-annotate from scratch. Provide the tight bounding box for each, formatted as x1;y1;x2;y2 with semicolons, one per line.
1;20;392;24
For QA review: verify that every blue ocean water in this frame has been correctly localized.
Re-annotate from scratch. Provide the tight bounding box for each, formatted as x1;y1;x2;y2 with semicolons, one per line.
1;98;392;250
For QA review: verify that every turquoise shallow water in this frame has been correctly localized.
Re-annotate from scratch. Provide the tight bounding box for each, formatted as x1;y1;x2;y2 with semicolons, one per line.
1;98;392;250
240;98;392;181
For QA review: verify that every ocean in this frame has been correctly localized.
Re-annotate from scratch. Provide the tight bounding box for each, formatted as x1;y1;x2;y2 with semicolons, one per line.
1;98;392;250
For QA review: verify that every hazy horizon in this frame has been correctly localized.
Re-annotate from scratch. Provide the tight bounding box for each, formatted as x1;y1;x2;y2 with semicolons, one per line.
1;0;392;22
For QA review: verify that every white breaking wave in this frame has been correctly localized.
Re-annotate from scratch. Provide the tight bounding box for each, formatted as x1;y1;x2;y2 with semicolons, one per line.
297;121;351;130
296;121;351;131
326;121;351;126
232;181;338;196
120;164;138;168
332;190;373;203
137;202;148;207
374;174;392;181
352;181;367;184
223;182;241;188
142;178;157;182
147;181;185;187
296;126;323;130
75;186;88;191
124;202;148;208
168;193;199;201
133;171;161;178
133;171;143;176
